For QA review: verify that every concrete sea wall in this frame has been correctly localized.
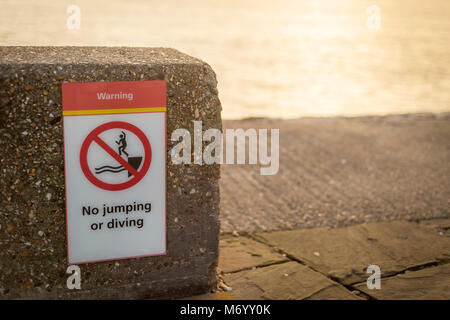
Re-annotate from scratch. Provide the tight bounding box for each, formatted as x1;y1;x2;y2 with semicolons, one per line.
0;47;222;299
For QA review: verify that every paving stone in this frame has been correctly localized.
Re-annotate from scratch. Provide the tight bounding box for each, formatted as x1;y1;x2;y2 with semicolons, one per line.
420;219;450;236
256;221;450;285
305;285;365;300
181;291;233;300
219;236;288;273
355;263;450;300
223;262;360;300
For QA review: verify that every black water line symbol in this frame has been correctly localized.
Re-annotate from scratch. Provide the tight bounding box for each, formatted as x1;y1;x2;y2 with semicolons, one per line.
95;165;126;174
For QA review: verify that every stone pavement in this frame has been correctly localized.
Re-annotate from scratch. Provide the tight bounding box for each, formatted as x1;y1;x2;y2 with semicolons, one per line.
187;218;450;300
220;114;450;233
199;114;450;300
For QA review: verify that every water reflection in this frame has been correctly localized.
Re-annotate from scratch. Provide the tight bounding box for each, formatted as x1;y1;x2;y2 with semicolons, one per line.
1;0;449;119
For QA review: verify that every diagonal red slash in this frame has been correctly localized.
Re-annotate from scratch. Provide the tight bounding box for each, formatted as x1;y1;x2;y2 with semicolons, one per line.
93;135;140;177
80;121;152;191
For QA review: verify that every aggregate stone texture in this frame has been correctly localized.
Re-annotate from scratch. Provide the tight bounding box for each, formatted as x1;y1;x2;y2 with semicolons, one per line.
0;46;222;299
220;115;450;233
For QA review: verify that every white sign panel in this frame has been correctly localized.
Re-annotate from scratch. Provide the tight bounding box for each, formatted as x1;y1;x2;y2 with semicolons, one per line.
62;80;166;264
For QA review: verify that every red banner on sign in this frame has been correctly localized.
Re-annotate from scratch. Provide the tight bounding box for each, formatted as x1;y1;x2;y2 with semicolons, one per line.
62;80;166;111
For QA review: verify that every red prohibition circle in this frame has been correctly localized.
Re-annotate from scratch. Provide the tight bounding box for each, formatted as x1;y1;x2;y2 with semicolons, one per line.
80;121;152;191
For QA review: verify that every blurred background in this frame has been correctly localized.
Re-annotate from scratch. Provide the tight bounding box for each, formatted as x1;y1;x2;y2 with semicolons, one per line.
0;0;449;119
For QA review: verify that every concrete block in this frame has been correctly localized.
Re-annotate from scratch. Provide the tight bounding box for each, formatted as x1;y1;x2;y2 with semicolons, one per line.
0;47;222;299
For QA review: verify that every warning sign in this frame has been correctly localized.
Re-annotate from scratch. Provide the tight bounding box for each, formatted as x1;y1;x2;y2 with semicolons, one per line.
62;80;166;264
79;121;152;191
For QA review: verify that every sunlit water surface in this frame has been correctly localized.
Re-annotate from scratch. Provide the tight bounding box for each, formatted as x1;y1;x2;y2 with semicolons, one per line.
1;0;449;119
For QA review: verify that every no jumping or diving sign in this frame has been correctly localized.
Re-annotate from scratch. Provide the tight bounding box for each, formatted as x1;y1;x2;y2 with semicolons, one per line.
79;121;152;191
62;81;166;264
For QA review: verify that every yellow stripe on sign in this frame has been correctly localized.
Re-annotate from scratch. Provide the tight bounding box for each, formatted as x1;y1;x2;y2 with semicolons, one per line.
63;107;166;116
